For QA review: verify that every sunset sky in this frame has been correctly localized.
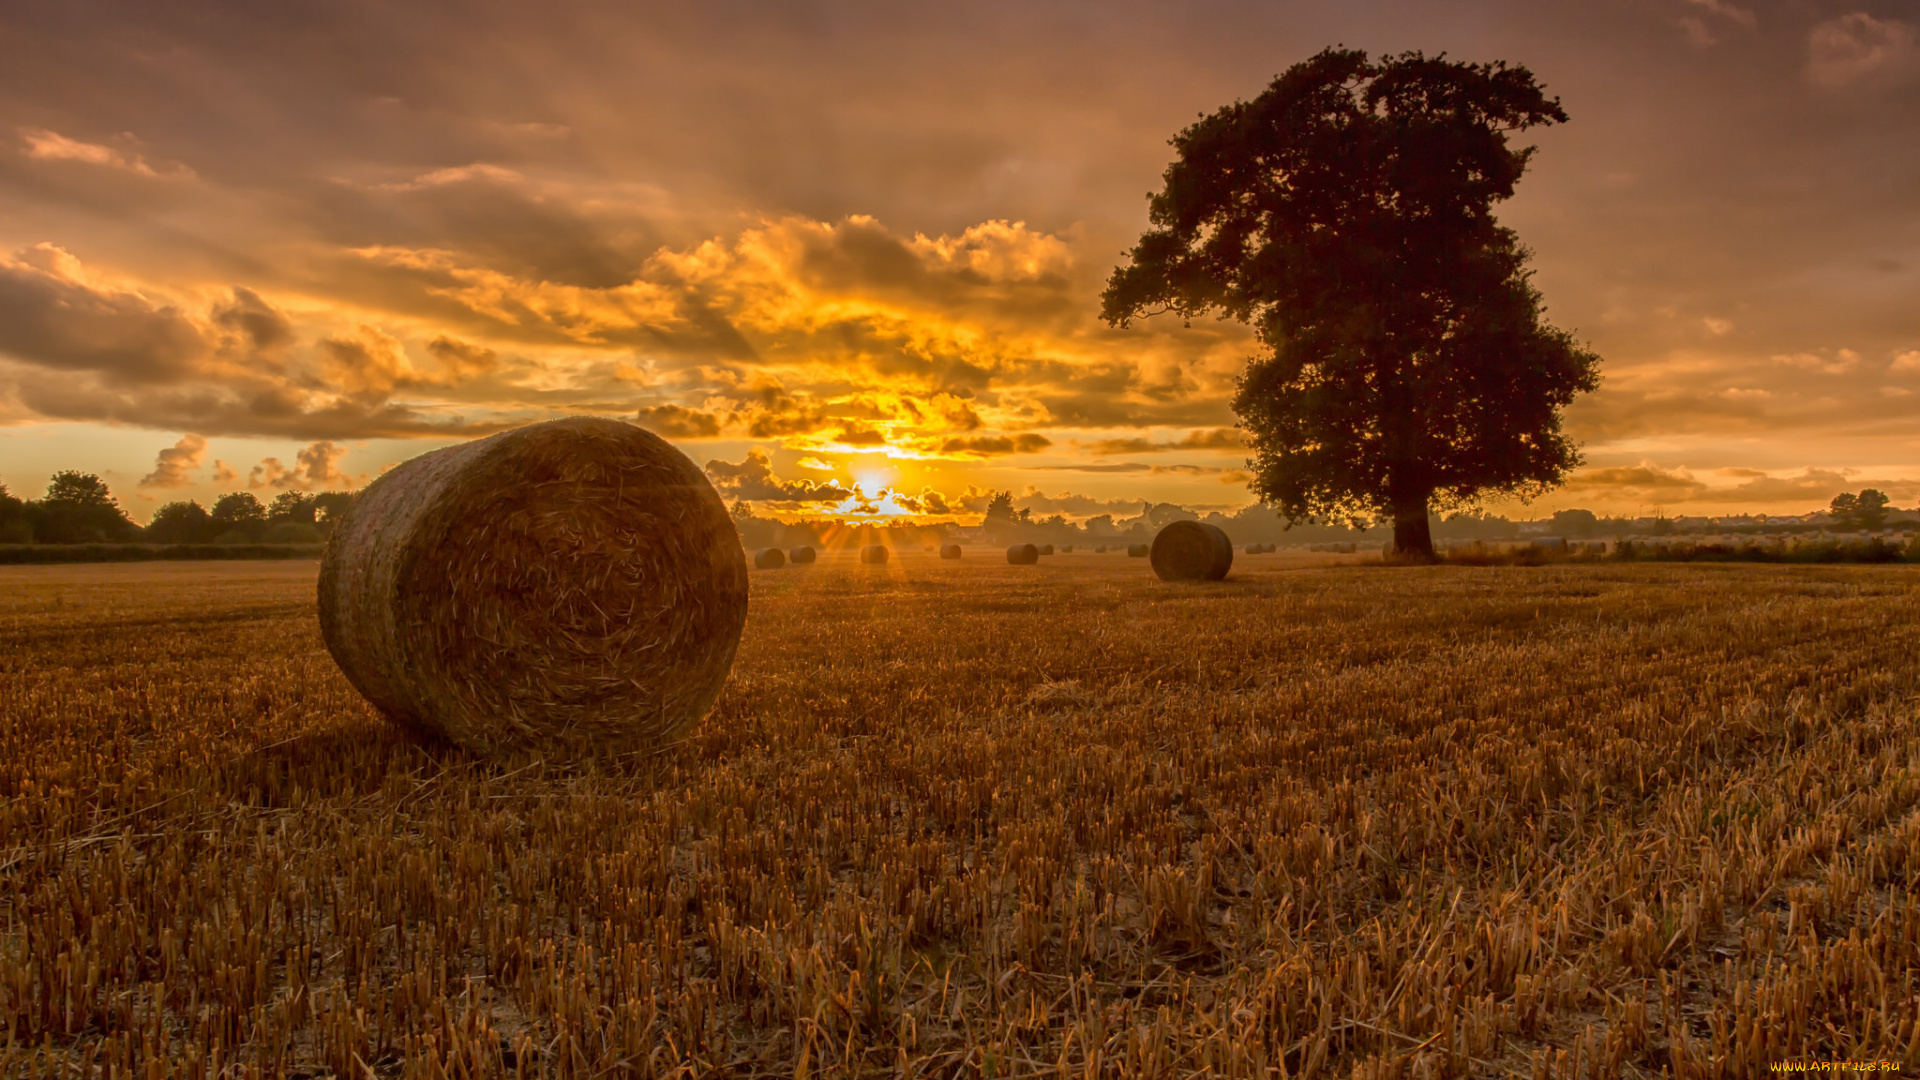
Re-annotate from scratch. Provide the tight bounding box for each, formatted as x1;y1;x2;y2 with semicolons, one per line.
3;0;1918;522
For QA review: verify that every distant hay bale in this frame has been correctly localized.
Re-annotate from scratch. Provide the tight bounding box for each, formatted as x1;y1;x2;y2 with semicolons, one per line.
1095;545;1107;553
1007;543;1040;565
860;545;889;565
788;546;817;564
1149;521;1233;581
317;416;748;758
1039;544;1055;555
1126;544;1150;557
753;547;787;569
940;543;963;559
1060;544;1074;553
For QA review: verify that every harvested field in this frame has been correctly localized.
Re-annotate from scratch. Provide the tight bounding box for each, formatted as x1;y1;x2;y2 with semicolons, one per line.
2;556;1918;1076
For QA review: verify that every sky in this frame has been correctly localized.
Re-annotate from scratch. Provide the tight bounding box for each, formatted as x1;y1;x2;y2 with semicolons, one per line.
1;0;1918;523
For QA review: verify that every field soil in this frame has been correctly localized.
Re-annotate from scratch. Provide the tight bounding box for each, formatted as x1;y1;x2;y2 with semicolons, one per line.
2;553;1917;1077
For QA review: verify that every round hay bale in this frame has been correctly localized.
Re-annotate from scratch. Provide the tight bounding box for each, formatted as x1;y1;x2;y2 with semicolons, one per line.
753;547;787;569
1039;544;1055;555
1006;543;1040;565
1126;543;1150;557
860;544;889;565
1060;544;1074;553
940;543;963;559
317;416;747;757
1095;545;1107;553
788;545;817;564
1150;521;1233;581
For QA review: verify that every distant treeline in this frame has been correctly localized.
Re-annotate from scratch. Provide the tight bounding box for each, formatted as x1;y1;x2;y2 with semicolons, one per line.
0;472;354;548
2;470;1909;558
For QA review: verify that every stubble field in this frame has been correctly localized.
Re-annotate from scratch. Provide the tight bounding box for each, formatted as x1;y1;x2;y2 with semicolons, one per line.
2;553;1917;1078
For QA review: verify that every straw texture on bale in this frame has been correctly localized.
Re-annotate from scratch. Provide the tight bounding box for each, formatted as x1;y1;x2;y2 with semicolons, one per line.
1006;543;1040;565
860;545;889;564
753;547;787;569
1127;544;1150;557
1150;520;1234;582
940;543;962;559
317;417;748;757
788;546;817;564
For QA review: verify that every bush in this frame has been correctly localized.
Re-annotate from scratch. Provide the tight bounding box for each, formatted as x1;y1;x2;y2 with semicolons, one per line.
262;521;323;544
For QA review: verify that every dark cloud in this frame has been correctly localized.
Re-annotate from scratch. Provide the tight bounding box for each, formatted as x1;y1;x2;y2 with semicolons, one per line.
0;245;210;382
635;403;724;439
705;449;852;503
1086;427;1245;455
938;433;1052;457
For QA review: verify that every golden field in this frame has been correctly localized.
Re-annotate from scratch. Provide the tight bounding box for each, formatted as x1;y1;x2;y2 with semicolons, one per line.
1;553;1917;1078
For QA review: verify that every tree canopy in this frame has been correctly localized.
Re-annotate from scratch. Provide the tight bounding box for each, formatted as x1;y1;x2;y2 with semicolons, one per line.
33;471;136;543
1830;489;1890;531
1102;47;1600;558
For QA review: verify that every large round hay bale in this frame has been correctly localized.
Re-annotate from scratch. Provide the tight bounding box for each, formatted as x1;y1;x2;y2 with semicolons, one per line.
317;417;747;757
940;543;962;559
1039;544;1055;555
788;546;817;564
1126;543;1150;557
1149;521;1233;581
860;544;889;565
753;547;787;569
1006;543;1040;565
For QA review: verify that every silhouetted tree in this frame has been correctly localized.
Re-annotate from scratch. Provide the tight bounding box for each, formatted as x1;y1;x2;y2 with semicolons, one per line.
1102;48;1601;559
31;471;137;543
311;491;356;528
1830;489;1889;531
209;492;266;541
1550;508;1599;537
982;491;1016;529
267;491;317;524
0;482;27;543
146;500;217;544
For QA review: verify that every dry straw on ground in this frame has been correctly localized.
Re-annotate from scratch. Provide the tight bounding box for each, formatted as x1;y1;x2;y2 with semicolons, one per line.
753;547;787;570
859;545;889;565
1007;543;1040;565
940;544;963;559
788;546;817;564
5;557;1920;1077
317;416;748;758
1150;520;1235;581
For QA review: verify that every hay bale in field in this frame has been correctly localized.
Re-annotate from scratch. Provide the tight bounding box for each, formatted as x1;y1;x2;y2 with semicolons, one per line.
1060;544;1074;553
860;544;889;565
1149;521;1233;581
753;547;787;569
1095;545;1107;553
317;416;748;758
788;545;817;564
1007;543;1040;565
1126;543;1149;557
940;543;962;559
1039;544;1055;555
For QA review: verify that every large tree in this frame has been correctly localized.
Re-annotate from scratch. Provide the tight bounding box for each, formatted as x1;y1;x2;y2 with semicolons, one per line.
1102;48;1600;558
31;471;137;543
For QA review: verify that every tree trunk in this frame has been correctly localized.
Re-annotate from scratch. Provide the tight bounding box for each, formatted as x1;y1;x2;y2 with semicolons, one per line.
1392;500;1435;561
